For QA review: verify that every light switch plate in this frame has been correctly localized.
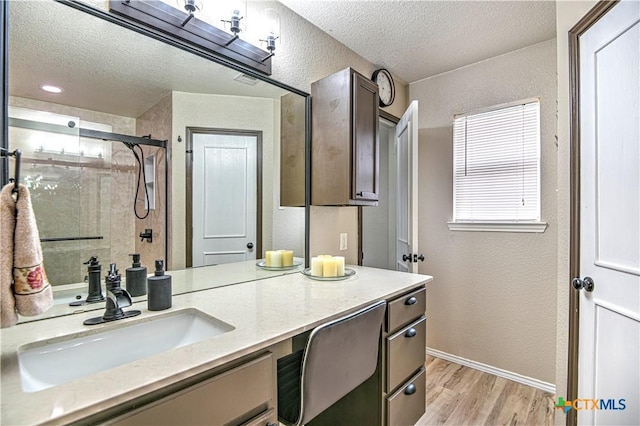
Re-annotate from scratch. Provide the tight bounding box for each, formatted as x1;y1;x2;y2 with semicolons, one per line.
340;233;348;251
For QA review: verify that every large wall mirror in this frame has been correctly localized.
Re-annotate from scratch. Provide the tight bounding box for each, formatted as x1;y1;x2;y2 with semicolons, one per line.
1;0;309;321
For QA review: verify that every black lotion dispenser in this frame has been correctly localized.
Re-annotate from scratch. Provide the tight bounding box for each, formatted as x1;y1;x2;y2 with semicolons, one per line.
148;259;172;311
126;253;147;297
70;256;105;306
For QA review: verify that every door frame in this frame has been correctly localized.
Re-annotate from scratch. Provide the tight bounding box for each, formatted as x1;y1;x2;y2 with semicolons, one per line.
358;109;399;265
185;127;263;267
567;2;620;425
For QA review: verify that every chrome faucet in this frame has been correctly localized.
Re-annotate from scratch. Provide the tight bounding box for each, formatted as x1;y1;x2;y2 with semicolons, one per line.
83;263;141;326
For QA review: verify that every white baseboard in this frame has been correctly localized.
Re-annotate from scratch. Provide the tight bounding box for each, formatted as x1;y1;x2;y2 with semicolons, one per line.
426;347;556;394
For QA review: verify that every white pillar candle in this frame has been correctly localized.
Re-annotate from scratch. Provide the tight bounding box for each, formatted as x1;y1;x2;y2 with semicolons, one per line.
334;256;345;276
270;251;283;267
323;258;338;277
265;251;274;267
280;250;294;267
311;256;324;276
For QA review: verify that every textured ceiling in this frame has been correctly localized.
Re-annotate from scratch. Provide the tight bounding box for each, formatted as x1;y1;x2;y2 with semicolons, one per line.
279;0;557;83
8;1;289;118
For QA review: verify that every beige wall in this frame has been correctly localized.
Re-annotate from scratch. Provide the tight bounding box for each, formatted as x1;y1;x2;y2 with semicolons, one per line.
410;39;558;384
554;1;598;423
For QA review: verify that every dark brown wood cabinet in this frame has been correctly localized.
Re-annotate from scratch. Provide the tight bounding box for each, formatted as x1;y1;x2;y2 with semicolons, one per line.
280;93;306;207
384;287;427;425
311;68;380;206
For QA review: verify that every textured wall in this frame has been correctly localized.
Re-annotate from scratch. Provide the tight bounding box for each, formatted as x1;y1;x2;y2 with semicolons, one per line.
554;1;598;423
410;39;558;384
250;0;408;117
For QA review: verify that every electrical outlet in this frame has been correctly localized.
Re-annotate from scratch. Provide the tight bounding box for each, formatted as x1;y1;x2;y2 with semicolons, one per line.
340;233;348;251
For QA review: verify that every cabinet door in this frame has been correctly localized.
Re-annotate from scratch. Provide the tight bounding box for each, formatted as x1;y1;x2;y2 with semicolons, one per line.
280;93;306;207
110;354;274;426
352;72;379;203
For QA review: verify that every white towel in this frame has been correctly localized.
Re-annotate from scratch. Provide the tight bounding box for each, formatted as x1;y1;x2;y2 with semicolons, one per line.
1;183;53;328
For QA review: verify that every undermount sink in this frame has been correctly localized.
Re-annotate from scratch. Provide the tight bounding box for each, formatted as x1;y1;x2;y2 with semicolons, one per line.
17;309;234;393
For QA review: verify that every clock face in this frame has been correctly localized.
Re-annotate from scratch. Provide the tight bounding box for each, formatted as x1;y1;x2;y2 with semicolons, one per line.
373;69;395;107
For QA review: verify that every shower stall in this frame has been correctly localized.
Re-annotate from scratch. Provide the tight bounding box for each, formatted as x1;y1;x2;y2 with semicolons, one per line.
6;106;167;286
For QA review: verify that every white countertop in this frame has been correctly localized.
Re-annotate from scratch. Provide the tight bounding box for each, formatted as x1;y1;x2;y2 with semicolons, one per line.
18;259;306;324
1;264;431;425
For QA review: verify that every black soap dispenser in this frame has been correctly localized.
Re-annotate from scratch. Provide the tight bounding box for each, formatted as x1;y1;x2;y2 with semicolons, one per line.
126;253;147;297
148;259;172;311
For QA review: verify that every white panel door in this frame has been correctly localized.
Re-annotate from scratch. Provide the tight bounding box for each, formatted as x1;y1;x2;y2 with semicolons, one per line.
395;101;420;273
577;1;639;424
192;133;257;267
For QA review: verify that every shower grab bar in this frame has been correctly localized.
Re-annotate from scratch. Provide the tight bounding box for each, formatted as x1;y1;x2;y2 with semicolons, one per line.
40;236;104;242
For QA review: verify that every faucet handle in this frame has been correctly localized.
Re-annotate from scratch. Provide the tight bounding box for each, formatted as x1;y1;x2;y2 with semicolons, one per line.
84;256;99;266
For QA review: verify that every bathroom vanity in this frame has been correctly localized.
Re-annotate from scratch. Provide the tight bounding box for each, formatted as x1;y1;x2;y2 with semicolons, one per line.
0;265;431;425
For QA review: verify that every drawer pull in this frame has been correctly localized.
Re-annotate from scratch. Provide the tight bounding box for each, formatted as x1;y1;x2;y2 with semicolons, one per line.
404;383;417;395
405;296;417;305
404;328;417;338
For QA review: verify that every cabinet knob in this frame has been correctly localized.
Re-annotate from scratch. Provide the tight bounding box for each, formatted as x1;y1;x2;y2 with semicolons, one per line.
405;296;417;306
247;242;254;249
404;383;417;395
402;254;412;262
405;328;417;338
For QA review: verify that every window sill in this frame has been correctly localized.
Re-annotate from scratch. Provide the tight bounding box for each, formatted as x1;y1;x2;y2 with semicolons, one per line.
447;222;548;233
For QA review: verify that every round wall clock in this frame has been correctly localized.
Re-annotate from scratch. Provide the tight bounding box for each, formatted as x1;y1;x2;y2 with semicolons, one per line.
371;68;395;107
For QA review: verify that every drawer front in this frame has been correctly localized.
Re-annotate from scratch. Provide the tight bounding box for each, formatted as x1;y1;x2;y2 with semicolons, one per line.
111;353;273;426
386;368;426;426
386;317;426;392
241;408;277;426
387;287;426;332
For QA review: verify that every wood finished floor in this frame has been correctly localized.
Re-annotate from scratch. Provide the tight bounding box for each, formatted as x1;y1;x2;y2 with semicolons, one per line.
416;356;555;426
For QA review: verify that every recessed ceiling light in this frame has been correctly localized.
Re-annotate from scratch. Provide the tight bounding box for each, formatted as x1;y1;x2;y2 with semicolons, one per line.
40;84;63;93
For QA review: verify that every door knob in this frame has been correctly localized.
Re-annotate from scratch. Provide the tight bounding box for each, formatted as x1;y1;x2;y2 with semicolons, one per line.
414;254;425;262
572;276;595;292
247;242;254;249
402;254;412;262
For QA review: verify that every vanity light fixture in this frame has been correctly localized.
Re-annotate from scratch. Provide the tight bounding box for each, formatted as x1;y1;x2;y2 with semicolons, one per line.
221;8;243;44
110;0;275;75
176;0;202;27
40;84;63;94
220;1;247;45
259;8;280;61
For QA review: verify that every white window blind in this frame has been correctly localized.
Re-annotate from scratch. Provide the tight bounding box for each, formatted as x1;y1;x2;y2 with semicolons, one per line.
453;100;540;222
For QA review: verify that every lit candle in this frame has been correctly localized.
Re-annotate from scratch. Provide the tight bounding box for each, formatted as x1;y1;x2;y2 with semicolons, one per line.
280;250;294;267
334;256;345;276
311;256;324;276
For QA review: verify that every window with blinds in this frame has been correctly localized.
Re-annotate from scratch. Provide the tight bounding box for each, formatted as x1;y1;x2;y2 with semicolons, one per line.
452;100;540;223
